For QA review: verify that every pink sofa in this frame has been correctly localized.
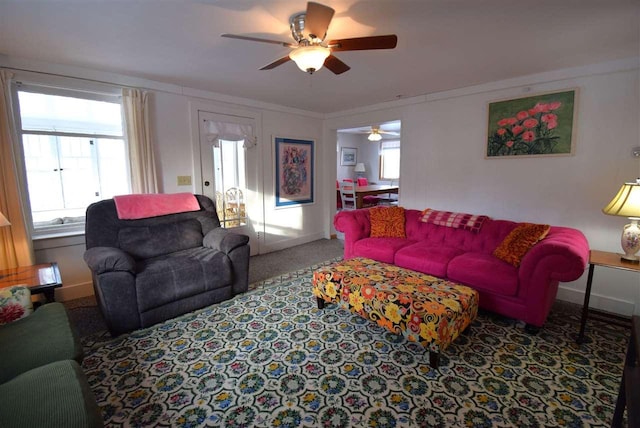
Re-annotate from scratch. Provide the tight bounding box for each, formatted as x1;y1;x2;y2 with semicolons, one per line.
334;208;589;331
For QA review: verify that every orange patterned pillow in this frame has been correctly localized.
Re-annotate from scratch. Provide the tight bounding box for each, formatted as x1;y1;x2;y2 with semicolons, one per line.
369;206;406;238
494;223;550;267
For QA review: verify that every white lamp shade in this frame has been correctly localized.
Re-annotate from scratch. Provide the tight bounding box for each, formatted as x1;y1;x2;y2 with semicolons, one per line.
289;46;331;73
0;212;10;227
354;163;366;173
603;179;640;262
603;180;640;218
368;132;382;142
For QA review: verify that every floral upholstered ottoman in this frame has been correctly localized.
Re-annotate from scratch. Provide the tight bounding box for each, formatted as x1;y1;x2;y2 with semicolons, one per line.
312;257;478;368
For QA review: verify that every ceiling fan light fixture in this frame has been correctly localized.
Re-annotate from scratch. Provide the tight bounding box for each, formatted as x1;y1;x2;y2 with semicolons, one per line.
368;131;382;141
289;45;330;74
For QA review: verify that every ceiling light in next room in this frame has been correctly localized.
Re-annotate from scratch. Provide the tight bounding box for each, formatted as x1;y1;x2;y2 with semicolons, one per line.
368;130;382;141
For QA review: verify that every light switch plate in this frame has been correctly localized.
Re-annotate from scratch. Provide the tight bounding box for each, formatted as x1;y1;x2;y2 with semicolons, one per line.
177;175;192;186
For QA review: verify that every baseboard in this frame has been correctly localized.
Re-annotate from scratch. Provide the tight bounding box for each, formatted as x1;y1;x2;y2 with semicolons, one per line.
557;285;635;317
54;281;95;302
261;231;326;254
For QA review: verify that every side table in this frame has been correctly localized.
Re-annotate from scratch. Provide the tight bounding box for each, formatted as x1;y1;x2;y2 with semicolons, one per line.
0;262;62;303
576;250;640;344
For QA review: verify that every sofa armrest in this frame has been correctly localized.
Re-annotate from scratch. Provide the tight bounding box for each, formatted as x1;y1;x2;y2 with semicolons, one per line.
203;228;249;254
83;247;136;275
519;226;590;283
334;209;371;259
516;226;589;327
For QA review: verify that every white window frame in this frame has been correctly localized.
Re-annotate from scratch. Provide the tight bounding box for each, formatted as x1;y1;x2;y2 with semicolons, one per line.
379;140;401;181
11;81;130;238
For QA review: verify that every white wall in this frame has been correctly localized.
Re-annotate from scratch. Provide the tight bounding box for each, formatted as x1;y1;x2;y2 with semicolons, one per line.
4;57;326;300
6;56;640;314
326;59;640;316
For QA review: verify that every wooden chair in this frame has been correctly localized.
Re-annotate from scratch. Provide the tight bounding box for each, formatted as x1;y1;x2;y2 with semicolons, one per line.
224;187;245;227
339;181;356;210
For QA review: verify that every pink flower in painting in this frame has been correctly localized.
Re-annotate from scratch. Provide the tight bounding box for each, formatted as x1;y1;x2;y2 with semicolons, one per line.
532;102;550;114
523;118;538;129
548;101;562;110
541;113;557;123
522;131;535;142
546;120;558;130
497;128;507;136
516;111;529;120
497;117;518;127
506;140;514;148
511;125;524;136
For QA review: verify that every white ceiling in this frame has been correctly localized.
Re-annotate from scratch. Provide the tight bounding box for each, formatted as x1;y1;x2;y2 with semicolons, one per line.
0;1;638;114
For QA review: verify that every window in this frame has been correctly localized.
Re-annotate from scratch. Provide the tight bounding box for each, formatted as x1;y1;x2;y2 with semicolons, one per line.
379;140;400;181
213;138;247;228
14;86;130;235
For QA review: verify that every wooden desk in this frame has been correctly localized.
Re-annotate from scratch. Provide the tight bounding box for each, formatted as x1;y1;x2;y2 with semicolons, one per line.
0;262;62;303
576;250;640;343
355;185;398;209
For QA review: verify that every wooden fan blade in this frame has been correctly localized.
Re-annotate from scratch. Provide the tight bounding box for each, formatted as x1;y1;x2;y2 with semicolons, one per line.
305;2;335;40
327;35;398;51
324;55;350;75
260;55;292;70
221;34;295;48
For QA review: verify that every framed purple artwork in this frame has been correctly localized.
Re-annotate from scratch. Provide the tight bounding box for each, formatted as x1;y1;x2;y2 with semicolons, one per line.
275;137;314;207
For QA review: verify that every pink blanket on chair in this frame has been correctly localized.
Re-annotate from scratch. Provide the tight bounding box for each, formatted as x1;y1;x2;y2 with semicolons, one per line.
113;193;200;220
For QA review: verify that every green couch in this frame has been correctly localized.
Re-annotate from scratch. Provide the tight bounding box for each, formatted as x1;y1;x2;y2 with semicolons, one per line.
0;302;103;427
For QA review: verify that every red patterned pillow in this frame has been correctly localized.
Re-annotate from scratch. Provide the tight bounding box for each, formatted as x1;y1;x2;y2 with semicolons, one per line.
420;208;489;233
494;223;551;267
370;206;406;238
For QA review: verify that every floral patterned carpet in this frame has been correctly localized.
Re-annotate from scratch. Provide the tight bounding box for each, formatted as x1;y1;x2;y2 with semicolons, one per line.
81;261;628;427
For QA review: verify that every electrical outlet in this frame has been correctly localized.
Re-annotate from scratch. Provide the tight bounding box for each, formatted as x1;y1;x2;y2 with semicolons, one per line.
177;175;192;186
632;147;640;158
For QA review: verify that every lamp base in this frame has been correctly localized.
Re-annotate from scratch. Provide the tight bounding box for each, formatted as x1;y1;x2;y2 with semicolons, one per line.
620;219;640;263
620;255;640;264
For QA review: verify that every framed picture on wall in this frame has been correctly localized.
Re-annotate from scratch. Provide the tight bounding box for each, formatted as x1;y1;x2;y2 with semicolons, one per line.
340;147;357;166
486;89;577;158
275;136;314;208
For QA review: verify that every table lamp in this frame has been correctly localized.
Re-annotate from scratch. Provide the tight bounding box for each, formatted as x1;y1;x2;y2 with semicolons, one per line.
602;178;640;263
354;163;366;178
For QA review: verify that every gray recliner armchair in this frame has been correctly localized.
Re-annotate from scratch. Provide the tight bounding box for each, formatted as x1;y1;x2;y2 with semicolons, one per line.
83;194;250;336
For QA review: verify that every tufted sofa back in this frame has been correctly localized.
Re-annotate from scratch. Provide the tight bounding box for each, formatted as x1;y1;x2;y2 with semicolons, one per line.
403;210;519;255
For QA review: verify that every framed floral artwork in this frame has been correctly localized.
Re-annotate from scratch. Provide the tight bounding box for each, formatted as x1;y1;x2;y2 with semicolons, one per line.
275;137;314;207
340;147;357;166
486;89;577;158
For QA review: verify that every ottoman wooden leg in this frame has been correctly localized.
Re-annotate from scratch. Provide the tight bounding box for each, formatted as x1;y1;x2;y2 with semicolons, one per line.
316;297;325;310
429;352;440;368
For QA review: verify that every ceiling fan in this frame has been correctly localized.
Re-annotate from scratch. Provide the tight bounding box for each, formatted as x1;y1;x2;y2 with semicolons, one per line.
221;1;398;75
360;126;400;141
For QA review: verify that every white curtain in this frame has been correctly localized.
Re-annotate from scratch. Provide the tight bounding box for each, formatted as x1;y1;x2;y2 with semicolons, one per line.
203;120;257;148
0;70;34;269
122;88;158;193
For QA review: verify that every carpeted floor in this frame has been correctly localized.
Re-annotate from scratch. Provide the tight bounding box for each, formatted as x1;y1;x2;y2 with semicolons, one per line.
79;261;628;427
64;238;344;338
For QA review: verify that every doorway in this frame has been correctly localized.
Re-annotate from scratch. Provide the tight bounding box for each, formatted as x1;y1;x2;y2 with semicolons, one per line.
336;120;401;210
198;111;262;255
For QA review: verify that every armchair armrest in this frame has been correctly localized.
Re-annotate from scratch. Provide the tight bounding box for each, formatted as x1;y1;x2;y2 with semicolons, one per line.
83;247;136;275
203;228;249;254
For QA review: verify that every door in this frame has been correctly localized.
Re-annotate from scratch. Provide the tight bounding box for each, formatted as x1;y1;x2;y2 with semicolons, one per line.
198;111;262;255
